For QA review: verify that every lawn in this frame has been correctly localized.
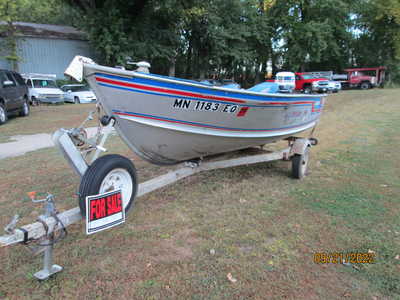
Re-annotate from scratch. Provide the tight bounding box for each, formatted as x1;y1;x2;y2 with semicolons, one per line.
0;103;96;142
0;89;399;299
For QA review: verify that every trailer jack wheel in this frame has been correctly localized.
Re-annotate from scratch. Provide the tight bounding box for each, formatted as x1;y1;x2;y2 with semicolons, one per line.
292;147;310;179
78;154;138;216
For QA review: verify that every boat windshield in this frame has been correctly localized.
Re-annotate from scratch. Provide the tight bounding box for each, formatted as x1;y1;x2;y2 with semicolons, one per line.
33;79;58;88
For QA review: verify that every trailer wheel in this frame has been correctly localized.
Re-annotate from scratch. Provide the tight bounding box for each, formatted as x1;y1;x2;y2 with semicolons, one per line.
292;147;310;179
78;154;138;217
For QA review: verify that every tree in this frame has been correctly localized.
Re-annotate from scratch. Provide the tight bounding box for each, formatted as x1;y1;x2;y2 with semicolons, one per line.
270;0;353;73
353;0;400;83
0;0;78;71
56;0;399;84
0;0;23;71
63;0;178;66
15;0;77;25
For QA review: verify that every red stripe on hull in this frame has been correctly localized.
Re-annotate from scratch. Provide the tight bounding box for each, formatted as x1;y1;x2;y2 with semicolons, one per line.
96;76;321;112
96;76;246;104
237;107;249;117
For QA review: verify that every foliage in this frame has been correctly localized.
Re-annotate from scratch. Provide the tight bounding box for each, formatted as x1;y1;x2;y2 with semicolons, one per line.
352;0;400;83
1;0;399;83
0;0;78;71
12;0;77;25
64;0;376;84
0;0;23;70
270;0;353;72
0;0;76;30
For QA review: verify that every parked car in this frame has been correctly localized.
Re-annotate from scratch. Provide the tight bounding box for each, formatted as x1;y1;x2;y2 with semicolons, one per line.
0;69;30;125
276;72;295;93
22;73;64;105
328;81;341;93
294;73;328;94
311;79;330;93
61;84;97;103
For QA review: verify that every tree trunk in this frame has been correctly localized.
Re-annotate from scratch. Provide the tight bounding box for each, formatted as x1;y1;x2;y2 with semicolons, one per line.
168;57;176;77
186;37;193;77
6;21;19;72
254;62;263;84
199;68;206;80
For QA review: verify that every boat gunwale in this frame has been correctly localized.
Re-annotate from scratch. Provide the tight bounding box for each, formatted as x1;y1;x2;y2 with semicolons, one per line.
84;64;326;100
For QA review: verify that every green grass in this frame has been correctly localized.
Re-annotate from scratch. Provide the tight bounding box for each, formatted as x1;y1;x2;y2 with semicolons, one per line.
291;107;400;297
0;103;96;140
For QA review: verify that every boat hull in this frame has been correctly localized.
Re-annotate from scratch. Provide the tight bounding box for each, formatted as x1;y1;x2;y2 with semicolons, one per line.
84;65;325;165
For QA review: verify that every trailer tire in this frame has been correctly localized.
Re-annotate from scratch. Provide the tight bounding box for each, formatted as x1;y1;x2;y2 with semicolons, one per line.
292;147;310;179
78;154;138;217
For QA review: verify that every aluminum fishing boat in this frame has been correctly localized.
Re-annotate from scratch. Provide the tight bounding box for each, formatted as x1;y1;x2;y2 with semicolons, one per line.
66;56;326;165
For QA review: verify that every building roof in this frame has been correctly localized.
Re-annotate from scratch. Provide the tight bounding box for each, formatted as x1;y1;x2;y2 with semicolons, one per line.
0;21;87;40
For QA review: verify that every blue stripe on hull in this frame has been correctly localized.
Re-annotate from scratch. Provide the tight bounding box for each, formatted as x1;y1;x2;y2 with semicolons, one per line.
98;82;313;109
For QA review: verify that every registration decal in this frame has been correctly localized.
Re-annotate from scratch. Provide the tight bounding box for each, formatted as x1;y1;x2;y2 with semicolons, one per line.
173;98;238;114
237;107;249;117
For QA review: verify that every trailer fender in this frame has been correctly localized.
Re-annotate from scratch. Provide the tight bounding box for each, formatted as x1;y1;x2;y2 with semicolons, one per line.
290;138;312;156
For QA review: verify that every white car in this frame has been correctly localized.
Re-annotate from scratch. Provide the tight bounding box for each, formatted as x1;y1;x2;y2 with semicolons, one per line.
61;84;97;104
328;81;341;93
23;74;64;104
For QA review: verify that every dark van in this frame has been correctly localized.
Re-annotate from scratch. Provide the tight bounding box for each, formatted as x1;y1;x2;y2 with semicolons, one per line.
0;70;30;125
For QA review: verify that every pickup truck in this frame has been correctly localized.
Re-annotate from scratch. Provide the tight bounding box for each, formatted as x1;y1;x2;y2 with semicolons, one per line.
22;73;64;105
0;69;30;125
341;67;386;89
295;73;329;93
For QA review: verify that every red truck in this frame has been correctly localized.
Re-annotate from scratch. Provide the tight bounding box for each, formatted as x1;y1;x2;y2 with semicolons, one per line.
294;73;329;94
266;72;329;93
340;67;386;89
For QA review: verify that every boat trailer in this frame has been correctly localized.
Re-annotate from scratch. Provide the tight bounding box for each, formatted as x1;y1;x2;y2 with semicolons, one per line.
0;112;318;280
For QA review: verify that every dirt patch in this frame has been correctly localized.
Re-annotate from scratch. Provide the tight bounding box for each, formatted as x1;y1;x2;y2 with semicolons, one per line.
150;229;199;263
